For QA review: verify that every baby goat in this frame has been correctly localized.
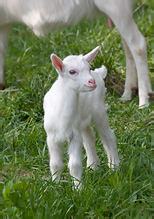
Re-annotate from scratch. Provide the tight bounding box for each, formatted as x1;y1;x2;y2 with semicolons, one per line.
43;46;120;188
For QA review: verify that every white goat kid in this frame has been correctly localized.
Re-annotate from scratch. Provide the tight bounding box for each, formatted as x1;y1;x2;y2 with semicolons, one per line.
0;0;152;108
43;46;120;187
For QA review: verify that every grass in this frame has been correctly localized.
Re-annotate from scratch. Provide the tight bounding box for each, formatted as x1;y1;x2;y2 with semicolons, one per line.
1;0;152;218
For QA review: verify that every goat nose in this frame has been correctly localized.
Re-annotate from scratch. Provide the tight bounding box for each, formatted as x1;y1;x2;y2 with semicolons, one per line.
88;78;96;87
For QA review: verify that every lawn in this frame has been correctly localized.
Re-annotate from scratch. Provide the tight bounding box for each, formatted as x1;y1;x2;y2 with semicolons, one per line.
1;0;152;218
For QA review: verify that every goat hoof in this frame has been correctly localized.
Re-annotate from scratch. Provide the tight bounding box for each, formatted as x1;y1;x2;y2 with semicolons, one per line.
149;92;154;101
0;83;5;90
120;95;132;102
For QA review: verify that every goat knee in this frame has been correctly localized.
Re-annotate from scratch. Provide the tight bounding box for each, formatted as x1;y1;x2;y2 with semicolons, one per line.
134;36;147;58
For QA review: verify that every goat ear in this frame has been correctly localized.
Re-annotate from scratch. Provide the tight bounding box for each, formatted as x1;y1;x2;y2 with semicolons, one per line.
84;46;100;63
50;54;64;72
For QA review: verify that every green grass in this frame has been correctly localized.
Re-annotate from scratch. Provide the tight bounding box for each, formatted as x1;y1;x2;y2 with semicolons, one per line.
1;0;152;218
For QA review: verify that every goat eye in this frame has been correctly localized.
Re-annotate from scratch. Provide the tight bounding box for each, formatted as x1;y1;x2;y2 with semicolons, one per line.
69;70;76;75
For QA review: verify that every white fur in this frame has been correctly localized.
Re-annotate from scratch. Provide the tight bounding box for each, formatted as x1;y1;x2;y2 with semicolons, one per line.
0;0;152;107
43;47;120;188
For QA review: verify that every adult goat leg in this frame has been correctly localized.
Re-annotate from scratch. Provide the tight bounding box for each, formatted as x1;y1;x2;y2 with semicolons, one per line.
95;0;152;107
112;14;152;108
121;36;138;101
0;25;11;90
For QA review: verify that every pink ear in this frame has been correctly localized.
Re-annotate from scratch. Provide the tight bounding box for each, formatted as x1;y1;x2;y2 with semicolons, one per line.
84;46;100;63
51;54;64;71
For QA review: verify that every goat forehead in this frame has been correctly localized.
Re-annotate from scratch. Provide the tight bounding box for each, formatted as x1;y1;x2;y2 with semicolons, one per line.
63;55;89;69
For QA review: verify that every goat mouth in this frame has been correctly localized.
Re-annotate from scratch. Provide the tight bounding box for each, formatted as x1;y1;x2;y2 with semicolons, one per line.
84;84;97;89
